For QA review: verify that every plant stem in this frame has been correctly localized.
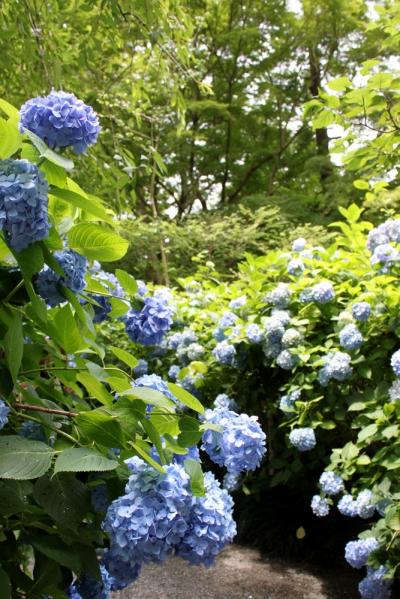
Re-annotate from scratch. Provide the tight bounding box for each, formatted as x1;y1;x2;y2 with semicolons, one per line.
15;411;81;446
14;403;78;418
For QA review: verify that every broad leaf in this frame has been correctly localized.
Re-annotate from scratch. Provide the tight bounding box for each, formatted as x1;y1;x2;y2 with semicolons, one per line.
109;345;138;369
75;411;125;448
184;458;205;496
34;474;90;530
68;223;129;262
167;383;204;414
0;436;53;479
4;313;23;382
54;448;118;474
50;186;113;224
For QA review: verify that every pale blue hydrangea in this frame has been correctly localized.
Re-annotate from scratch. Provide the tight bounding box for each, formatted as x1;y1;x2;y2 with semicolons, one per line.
356;490;375;519
289;427;316;452
358;566;392;599
264;317;285;343
212;327;227;342
90;270;124;323
317;351;353;386
310;282;335;303
271;309;291;327
390;349;400;377
133;359;148;376
20;90;100;154
319;472;344;496
338;494;359;517
345;538;379;569
0;159;49;251
279;389;301;412
266;283;292;308
202;408;266;474
246;323;264;344
137;280;147;297
219;311;238;328
281;328;302;348
102;548;142;592
263;340;282;359
212;341;237;366
124;295;173;345
214;393;237;411
311;495;330;517
352;302;371;322
367;222;391;252
300;248;314;259
168;329;197;349
292;237;307;251
186;343;205;361
181;372;204;395
388;380;400;402
36;249;87;307
168;364;180;380
276;349;298;370
175;472;236;567
0;399;10;430
339;324;363;350
229;296;247;309
287;258;304;275
223;472;241;492
133;374;176;403
371;243;400;270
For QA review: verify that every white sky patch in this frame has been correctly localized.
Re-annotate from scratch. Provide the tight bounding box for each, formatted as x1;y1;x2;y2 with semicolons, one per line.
286;0;303;15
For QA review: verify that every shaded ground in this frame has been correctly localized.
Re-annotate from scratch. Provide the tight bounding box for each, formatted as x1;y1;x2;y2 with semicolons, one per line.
115;545;360;599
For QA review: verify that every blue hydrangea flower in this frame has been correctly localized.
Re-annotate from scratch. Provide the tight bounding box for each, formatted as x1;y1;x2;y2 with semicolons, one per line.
175;471;236;567
72;564;113;599
219;311;238;328
137;280;147;297
229;296;247;310
371;243;400;270
310;281;335;303
0;399;10;430
133;359;148;376
19;90;100;154
223;472;241;492
0;159;49;251
213;393;237;411
181;372;204;395
124;295;173;346
358;566;392;599
276;349;298;370
338;494;358;517
287;258;304;275
390;349;400;377
319;472;344;496
279;389;301;413
168;364;180;380
91;484;109;514
201;408;266;474
388;379;400;402
133;373;177;404
36;249;87;307
289;427;316;452
102;548;141;592
19;421;47;442
168;329;197;349
171;445;200;466
212;341;237;366
356;490;375;519
311;495;330;517
352;302;371;322
264;317;286;343
345;538;379;569
281;328;302;348
292;237;307;251
266;283;292;308
246;323;264;344
90;270;124;323
367;222;391;252
186;343;205;361
262;340;282;359
317;352;353;386
212;327;227;342
339;324;363;350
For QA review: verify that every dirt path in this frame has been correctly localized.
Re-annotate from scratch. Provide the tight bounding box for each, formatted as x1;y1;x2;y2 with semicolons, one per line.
114;545;359;599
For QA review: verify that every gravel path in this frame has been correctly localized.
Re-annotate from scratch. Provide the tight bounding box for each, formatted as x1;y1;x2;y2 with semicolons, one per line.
114;545;359;599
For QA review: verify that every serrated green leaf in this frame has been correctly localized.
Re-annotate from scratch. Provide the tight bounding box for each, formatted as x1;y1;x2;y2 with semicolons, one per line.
109;345;138;369
167;383;204;414
54;448;118;474
68;223;129;262
50;186;113;224
75;411;125;448
0;436;53;479
76;372;114;407
49;305;84;353
33;474;90;529
178;416;202;447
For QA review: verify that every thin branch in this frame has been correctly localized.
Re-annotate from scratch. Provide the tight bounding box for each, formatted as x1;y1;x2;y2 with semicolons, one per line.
14;403;78;418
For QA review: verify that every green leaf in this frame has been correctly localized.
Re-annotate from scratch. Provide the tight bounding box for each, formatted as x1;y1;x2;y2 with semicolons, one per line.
68;223;129;262
0;117;22;158
115;269;138;295
0;436;53;479
184;459;205;496
178;416;202;446
49;305;84;353
0;98;19;119
357;424;378;442
0;480;29;515
129;442;165;473
33;474;90;529
353;179;369;190
123;387;176;411
54;448;118;474
327;76;352;91
50;186;113;224
167;383;204;414
4;312;23;382
0;567;11;599
76;372;114;407
24;130;74;170
109;345;138;369
32;535;81;572
75;411;125;448
15;242;44;279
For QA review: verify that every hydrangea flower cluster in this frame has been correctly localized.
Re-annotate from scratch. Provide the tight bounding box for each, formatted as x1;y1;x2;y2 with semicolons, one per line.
246;323;264;344
90;270;125;323
276;349;298;371
36;249;87;306
367;219;400;271
319;471;344;496
229;296;247;309
102;548;142;592
338;494;359;517
388;379;400;402
344;538;379;569
287;258;304;275
300;281;335;304
311;495;330;517
0;159;49;251
0;399;10;431
124;295;173;345
292;237;307;251
289;427;316;452
103;457;236;571
281;328;302;348
70;564;113;599
212;340;237;366
133;359;148;376
19;90;100;154
218;311;238;328
201;408;266;474
337;490;375;519
339;324;363;350
358;566;392;599
279;389;301;413
262;310;293;362
352;301;371;322
168;364;181;380
133;373;177;404
317;351;353;386
390;349;400;377
223;472;241;492
266;283;292;308
168;329;197;350
213;393;237;411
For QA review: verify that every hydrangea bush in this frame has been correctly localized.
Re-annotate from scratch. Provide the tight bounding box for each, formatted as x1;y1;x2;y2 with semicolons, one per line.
0;95;267;598
116;204;400;596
